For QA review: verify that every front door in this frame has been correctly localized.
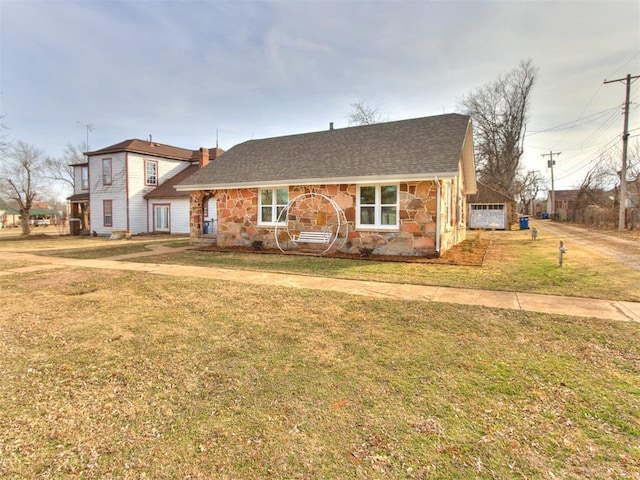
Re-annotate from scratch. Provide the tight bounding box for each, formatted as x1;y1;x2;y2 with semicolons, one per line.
205;198;217;234
154;204;170;232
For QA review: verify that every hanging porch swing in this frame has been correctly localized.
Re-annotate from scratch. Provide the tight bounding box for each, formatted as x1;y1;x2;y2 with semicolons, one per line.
274;192;348;256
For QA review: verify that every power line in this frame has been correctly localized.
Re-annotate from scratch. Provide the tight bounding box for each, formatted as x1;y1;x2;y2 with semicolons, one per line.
553;136;620;182
540;110;621;173
526;106;620;136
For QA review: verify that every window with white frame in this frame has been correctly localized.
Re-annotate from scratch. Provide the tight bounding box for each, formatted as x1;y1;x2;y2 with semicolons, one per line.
81;166;89;190
356;184;399;229
145;160;158;186
258;188;288;225
102;158;112;185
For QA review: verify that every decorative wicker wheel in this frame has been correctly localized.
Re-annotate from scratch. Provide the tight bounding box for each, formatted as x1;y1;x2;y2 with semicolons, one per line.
274;192;348;255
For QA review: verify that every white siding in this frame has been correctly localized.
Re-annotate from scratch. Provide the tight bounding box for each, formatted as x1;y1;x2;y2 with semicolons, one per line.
126;154;191;234
88;152;127;235
148;198;190;234
73;165;89;195
126;153;149;234
87;149;191;235
170;198;191;234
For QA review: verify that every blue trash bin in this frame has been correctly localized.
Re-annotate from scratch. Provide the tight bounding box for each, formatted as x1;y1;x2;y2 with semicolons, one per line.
519;216;529;230
203;221;209;234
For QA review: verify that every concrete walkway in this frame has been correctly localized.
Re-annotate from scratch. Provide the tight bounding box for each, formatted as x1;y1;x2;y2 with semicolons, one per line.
2;248;639;323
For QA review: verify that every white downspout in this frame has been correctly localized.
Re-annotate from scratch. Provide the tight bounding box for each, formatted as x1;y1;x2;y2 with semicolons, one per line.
435;177;441;255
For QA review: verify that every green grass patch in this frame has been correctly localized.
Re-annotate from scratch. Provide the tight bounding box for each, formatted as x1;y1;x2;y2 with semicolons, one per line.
125;232;640;301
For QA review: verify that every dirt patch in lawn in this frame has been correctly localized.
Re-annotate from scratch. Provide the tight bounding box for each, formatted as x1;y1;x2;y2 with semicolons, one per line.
196;238;490;266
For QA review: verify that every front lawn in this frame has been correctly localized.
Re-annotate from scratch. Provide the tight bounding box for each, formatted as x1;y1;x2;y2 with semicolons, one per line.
0;268;638;479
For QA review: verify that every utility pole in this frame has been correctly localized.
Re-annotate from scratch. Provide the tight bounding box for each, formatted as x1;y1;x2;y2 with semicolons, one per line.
542;151;561;219
604;73;639;231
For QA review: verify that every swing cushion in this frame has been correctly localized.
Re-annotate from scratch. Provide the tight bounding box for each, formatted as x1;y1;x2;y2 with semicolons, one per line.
292;231;332;244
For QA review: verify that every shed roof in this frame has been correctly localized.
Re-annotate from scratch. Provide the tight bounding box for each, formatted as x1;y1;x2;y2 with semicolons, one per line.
67;192;89;203
178;114;474;190
145;165;199;199
549;190;581;201
0;202;20;215
468;181;515;204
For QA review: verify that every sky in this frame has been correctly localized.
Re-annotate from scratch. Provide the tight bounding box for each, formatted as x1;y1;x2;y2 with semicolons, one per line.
1;0;639;200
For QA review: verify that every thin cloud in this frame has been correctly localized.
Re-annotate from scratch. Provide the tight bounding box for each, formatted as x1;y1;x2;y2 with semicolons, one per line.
0;0;638;192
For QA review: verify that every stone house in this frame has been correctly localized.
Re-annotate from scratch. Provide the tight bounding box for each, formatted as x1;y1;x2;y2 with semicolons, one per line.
177;114;477;257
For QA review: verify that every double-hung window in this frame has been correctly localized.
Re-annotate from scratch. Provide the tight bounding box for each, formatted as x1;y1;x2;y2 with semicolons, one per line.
81;166;89;190
258;188;288;225
145;160;158;186
103;200;113;227
102;159;112;185
356;184;399;230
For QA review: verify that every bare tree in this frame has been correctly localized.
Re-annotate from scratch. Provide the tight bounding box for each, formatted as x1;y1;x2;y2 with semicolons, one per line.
572;159;616;222
513;170;545;215
348;101;388;126
0;141;48;234
0;113;9;156
44;142;86;192
458;59;538;196
626;139;640;208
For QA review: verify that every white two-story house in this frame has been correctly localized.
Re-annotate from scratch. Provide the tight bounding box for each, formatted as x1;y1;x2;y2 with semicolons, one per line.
70;139;221;236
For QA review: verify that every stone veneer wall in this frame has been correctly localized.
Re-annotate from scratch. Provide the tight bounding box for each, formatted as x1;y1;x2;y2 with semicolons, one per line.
190;180;460;256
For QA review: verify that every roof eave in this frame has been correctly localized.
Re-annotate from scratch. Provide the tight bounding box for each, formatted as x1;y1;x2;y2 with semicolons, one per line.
87;149;193;162
176;172;459;191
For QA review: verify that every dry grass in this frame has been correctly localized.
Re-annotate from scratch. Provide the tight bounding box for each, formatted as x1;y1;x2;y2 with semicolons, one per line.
1;267;638;479
1;228;639;301
0;232;188;254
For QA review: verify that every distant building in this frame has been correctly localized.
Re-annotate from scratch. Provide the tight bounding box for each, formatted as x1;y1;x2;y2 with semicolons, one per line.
467;182;516;230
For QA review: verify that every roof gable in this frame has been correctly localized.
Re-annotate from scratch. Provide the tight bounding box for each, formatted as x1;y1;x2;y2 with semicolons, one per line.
468;181;515;203
550;190;581;201
179;114;473;189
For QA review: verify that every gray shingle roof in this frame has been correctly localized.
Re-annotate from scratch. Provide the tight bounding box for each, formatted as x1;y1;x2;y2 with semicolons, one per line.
179;113;472;189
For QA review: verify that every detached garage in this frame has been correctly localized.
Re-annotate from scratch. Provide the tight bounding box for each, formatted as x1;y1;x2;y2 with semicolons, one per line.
467;182;516;230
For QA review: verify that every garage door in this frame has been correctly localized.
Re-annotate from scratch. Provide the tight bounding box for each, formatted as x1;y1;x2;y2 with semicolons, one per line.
469;204;506;230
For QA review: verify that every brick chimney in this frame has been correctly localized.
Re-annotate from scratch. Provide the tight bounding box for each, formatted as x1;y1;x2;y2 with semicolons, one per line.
198;147;209;169
211;147;224;160
197;147;225;169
